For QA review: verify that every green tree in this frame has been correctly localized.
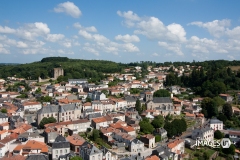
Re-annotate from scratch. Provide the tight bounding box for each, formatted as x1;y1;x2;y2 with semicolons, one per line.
213;96;225;107
201;97;218;118
35;87;41;94
1;108;7;113
70;156;83;160
57;75;65;82
155;135;161;142
92;129;100;141
217;114;227;123
222;144;235;155
151;115;164;128
203;152;210;160
222;103;233;120
214;130;223;139
135;99;142;114
139;121;154;134
39;117;57;129
86;97;92;102
153;89;171;97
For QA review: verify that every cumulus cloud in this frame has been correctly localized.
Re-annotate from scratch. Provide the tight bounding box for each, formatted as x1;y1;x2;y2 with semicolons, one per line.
0;44;10;54
54;1;81;18
122;43;139;52
46;34;65;42
63;42;72;48
16;41;28;48
78;30;92;39
188;19;231;38
73;23;97;32
152;53;159;57
115;34;140;43
83;46;99;56
15;22;50;41
158;41;184;56
0;26;16;34
117;11;140;27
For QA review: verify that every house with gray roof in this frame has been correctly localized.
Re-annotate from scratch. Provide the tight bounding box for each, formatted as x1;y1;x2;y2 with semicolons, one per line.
0;112;8;124
36;104;81;125
192;127;214;142
209;118;223;131
52;135;70;160
129;139;144;153
152;146;178;160
79;141;103;160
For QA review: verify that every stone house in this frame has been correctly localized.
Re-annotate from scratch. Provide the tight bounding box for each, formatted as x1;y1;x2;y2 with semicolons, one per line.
140;134;155;148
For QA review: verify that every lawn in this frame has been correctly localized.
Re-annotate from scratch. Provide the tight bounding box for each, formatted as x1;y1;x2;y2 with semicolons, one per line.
185;147;217;160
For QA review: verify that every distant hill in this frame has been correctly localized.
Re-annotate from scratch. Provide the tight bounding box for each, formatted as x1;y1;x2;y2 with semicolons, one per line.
0;63;20;65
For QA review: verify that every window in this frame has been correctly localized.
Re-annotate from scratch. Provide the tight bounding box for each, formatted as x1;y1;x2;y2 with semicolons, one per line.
62;113;64;116
55;150;58;154
56;155;58;158
60;150;62;154
65;149;67;153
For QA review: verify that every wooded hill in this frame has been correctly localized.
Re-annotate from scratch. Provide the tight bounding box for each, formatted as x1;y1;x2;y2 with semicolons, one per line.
1;57;240;94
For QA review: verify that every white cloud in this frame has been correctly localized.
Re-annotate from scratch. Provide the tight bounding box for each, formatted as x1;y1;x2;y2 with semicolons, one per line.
122;43;139;52
186;36;228;54
16;41;28;48
46;34;65;42
167;23;186;42
78;30;92;39
227;55;235;60
63;42;72;48
74;23;97;32
85;26;97;32
15;22;50;41
152;53;159;57
226;26;240;40
54;1;81;18
158;41;184;56
0;26;16;34
83;46;99;56
133;16;186;43
0;44;10;54
189;19;231;38
117;11;140;27
115;34;140;43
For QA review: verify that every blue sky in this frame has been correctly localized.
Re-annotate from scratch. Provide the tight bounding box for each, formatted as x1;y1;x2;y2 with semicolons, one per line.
0;0;240;63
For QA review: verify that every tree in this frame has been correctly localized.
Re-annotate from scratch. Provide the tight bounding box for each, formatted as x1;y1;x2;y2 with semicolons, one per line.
35;87;41;94
217;114;227;123
222;103;233;120
213;96;225;107
153;89;171;97
151;115;164;128
135;99;142;114
155;135;161;142
92;129;100;141
86;97;92;102
214;130;223;139
1;108;7;113
201;97;218;118
222;144;235;155
39;117;57;129
139;121;154;134
70;156;83;160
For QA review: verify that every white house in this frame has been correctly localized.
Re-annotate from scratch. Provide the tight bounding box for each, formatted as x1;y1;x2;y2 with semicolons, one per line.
192;127;214;142
22;101;42;112
209;118;223;131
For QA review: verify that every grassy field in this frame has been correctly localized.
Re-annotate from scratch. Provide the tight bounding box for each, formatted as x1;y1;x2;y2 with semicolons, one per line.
229;66;240;71
185;147;217;160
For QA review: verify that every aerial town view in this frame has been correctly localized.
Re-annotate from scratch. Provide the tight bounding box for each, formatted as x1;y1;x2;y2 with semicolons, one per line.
0;1;240;160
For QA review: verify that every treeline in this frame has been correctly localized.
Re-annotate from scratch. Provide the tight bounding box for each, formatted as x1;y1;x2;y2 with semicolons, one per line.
0;57;127;82
166;66;240;97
